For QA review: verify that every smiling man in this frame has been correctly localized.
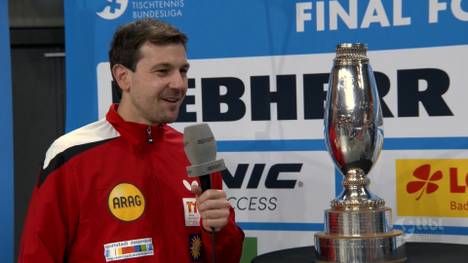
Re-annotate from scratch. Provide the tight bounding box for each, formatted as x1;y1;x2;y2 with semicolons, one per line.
19;19;244;263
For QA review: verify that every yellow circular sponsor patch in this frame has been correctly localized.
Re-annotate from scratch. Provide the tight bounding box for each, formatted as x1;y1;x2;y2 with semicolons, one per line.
108;183;145;222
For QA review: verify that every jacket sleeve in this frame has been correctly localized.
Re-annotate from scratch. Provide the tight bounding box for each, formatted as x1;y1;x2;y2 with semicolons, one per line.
201;172;245;263
18;161;79;263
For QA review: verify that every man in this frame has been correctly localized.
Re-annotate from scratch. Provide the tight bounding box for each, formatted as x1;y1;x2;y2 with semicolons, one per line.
19;18;244;262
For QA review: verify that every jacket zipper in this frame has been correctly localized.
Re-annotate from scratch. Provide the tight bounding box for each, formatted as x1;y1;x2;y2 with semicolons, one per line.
146;126;153;144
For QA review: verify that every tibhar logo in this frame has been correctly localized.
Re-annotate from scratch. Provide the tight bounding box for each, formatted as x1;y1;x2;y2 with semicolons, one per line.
182;179;198;192
96;0;128;20
406;164;442;200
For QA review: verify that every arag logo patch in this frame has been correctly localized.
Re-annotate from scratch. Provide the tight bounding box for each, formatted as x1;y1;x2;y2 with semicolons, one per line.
108;183;145;221
396;159;468;217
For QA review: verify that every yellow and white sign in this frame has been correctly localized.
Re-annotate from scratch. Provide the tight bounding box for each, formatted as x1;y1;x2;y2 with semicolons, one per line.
396;159;468;217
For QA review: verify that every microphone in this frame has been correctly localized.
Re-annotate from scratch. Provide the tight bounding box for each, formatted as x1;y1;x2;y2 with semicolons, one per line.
183;123;225;263
183;123;226;191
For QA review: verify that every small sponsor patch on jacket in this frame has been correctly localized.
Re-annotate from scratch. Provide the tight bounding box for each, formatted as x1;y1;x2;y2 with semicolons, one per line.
189;233;203;261
104;238;154;262
183;198;200;226
108;183;145;222
182;179;198;191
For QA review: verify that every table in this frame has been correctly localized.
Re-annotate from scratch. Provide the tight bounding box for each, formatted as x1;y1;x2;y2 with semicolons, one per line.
251;242;468;263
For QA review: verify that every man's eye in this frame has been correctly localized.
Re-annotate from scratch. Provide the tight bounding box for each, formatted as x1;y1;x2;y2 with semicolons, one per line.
156;69;169;74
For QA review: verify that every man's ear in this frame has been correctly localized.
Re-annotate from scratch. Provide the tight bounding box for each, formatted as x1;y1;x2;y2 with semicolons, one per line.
112;64;131;92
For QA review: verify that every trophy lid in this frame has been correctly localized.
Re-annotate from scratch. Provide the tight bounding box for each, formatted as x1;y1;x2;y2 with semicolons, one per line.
334;43;369;64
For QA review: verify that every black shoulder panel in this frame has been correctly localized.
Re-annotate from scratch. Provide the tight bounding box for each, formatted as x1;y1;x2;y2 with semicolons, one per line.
38;138;116;187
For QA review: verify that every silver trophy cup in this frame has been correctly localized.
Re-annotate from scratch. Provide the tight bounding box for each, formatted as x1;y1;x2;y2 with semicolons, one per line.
314;44;405;263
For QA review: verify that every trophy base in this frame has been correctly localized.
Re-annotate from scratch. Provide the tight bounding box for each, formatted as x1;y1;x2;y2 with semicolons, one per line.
314;208;406;263
315;231;405;263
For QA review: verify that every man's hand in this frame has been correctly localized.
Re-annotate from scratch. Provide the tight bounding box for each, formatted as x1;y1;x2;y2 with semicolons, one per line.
191;183;231;232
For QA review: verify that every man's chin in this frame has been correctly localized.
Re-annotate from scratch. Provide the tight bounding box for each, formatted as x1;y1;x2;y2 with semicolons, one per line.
157;112;179;124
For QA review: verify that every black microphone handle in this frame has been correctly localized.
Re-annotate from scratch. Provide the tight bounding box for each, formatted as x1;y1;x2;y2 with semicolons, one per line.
197;173;216;263
199;174;211;192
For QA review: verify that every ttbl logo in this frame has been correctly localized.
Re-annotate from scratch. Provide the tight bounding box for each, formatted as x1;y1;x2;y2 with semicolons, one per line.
396;159;468;217
96;0;128;20
185;200;197;214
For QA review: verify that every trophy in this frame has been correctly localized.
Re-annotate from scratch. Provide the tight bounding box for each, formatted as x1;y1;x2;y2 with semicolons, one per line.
314;44;405;262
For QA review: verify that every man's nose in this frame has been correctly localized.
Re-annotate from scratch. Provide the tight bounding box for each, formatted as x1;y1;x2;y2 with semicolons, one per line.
169;71;187;90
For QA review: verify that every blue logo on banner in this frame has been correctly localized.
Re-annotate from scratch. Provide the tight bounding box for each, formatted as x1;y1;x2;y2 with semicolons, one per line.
65;0;468;131
97;0;128;20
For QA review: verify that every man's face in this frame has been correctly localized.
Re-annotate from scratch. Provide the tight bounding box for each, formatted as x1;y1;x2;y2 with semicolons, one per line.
119;42;189;125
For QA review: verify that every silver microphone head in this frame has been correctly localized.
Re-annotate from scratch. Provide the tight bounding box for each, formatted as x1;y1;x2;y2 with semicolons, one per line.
183;123;226;177
184;123;217;165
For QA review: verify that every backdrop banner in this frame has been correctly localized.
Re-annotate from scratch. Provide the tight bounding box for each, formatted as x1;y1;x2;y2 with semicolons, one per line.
0;0;14;261
65;0;468;256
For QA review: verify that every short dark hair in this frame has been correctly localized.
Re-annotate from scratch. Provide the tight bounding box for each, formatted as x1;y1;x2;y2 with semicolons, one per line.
109;18;188;72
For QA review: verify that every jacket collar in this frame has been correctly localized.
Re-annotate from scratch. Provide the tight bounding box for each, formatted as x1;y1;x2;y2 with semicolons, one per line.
106;104;166;146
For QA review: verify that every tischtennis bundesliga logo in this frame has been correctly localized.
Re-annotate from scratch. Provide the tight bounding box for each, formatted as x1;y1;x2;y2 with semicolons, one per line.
97;0;128;20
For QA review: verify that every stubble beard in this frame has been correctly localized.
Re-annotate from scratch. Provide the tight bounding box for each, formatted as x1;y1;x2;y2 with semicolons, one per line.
150;102;181;125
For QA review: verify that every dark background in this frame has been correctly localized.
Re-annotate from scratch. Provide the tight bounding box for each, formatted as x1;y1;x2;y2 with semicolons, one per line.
9;0;65;260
